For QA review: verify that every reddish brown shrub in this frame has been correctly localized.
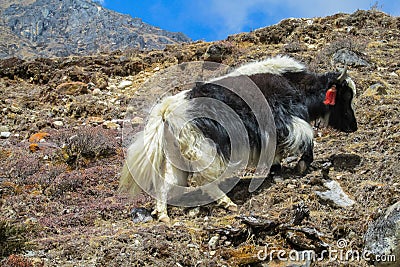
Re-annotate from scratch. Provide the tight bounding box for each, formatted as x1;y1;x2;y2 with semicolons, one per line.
50;126;118;168
45;170;84;198
25;163;69;193
1;255;34;267
1;148;43;184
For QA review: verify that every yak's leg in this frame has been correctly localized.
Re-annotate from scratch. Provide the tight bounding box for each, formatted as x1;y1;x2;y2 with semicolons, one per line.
297;141;314;174
285;116;314;175
182;129;238;212
270;152;283;175
196;176;237;211
153;160;188;223
208;186;238;211
194;157;237;212
153;200;169;223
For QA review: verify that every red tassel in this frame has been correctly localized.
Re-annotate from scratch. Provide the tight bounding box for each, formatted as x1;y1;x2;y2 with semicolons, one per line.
323;86;337;105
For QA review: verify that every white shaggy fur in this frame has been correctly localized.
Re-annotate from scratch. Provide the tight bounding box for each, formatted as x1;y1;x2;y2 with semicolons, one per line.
119;90;191;206
120;89;236;222
284;116;314;156
226;55;305;77
346;77;357;111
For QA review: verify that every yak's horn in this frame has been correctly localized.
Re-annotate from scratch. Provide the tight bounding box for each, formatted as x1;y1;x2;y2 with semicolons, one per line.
337;64;348;82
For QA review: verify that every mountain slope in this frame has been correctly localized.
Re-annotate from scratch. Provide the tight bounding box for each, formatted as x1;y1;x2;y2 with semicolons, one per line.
0;9;399;267
0;0;191;59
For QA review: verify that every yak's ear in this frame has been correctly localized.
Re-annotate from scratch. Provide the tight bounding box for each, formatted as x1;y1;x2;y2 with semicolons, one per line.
337;65;348;83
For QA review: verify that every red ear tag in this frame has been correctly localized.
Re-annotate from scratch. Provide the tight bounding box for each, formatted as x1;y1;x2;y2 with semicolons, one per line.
323;85;337;105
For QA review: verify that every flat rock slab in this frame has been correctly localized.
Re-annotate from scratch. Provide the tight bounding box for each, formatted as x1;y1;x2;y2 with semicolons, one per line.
364;201;400;266
314;180;355;208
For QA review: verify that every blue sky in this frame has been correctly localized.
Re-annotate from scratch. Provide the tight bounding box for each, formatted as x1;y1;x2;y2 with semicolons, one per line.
95;0;399;41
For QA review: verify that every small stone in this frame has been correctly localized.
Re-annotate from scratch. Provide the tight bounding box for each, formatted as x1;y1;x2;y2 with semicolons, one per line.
188;207;201;217
29;143;41;152
273;176;284;183
209;250;216;256
24;217;38;224
118;80;133;89
56;82;89;95
0;126;9;132
287;184;297;189
208;235;220;250
205;42;236;63
330;153;361;171
92;88;102;95
173;222;185;227
0;132;11;138
108;84;117;90
131;208;153;223
103;121;120;129
153;66;160;71
10;104;22;113
131;116;144;126
53;121;64;127
25;251;36;257
88;82;95;89
87;116;105;124
133;239;141;248
187;243;199;249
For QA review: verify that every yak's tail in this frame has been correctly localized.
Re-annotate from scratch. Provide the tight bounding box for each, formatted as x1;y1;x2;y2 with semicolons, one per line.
118;90;190;197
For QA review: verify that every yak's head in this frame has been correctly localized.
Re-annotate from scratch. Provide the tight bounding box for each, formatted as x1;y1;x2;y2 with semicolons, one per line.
327;66;358;133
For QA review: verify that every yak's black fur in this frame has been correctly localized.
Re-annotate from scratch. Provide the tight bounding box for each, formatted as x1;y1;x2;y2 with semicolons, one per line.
186;69;357;170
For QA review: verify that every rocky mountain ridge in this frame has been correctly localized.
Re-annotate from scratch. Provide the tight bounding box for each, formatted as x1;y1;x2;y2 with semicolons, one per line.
0;0;191;59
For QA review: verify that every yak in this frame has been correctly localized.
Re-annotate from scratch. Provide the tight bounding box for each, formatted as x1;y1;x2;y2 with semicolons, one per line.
119;55;357;222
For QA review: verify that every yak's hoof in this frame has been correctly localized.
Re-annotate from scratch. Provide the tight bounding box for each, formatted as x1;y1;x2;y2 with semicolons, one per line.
152;209;170;223
226;203;238;212
158;214;171;224
297;160;309;174
217;196;238;212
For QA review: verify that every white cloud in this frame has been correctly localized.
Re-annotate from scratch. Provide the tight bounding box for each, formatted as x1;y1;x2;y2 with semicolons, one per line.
203;0;276;36
197;0;374;39
94;0;105;5
208;0;269;30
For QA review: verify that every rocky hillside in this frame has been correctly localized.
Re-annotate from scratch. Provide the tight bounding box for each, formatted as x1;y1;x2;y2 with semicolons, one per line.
0;0;191;59
0;9;399;267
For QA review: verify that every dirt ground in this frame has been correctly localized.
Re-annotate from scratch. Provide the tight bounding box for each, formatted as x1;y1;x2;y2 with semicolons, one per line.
0;10;399;267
